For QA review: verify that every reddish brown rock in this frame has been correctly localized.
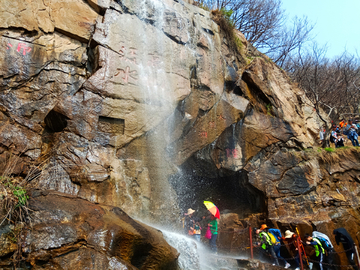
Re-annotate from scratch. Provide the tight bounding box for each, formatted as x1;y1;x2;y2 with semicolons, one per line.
22;192;178;270
1;1;359;269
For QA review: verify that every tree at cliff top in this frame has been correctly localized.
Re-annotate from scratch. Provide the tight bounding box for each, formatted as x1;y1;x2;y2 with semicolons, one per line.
284;43;360;120
194;0;313;66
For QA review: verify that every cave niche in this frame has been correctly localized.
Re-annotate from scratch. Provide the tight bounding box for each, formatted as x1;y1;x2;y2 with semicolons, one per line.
44;110;68;132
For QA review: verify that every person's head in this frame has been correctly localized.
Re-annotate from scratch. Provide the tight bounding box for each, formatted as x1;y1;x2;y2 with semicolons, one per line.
304;233;312;241
349;119;353;124
284;230;295;239
260;224;268;231
187;208;195;216
210;215;216;220
255;228;261;235
332;125;336;130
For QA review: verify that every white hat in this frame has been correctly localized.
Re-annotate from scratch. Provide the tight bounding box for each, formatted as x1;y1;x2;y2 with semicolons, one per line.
187;208;195;215
285;230;295;238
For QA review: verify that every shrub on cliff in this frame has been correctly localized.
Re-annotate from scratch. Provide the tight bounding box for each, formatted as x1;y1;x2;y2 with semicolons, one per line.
0;177;30;226
0;155;36;227
210;8;242;55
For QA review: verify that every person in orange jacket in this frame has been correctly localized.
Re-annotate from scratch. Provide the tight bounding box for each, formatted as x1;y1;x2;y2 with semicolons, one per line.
339;119;345;128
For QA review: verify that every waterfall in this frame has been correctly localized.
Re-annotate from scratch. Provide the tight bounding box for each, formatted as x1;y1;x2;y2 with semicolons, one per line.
105;0;230;267
161;229;245;270
161;230;202;270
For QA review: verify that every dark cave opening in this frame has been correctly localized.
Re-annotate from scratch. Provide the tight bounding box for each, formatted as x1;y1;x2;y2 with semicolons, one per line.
169;162;266;218
44;110;68;132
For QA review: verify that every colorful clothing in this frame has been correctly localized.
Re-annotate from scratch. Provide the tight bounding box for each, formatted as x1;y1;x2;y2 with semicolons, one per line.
308;238;325;270
208;219;218;252
209;219;218;234
258;231;279;266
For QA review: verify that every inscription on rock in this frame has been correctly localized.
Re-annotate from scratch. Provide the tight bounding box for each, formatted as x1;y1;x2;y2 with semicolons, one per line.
98;116;125;134
5;40;32;56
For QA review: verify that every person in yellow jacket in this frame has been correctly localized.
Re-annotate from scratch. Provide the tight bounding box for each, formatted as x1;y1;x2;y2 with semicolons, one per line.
255;225;279;266
305;234;326;270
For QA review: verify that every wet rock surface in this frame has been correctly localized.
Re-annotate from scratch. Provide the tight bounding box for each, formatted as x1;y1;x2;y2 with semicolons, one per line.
19;192;178;269
0;0;359;269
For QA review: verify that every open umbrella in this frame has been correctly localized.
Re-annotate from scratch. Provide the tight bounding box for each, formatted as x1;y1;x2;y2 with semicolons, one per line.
203;201;220;219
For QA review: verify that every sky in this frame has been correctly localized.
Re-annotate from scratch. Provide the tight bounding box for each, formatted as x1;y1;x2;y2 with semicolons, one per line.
282;0;360;59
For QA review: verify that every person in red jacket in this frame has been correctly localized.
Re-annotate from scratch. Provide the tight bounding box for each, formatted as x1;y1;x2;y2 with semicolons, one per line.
282;230;301;270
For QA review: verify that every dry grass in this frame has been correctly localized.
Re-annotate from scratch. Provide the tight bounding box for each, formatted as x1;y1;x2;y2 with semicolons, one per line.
0;154;47;226
316;146;360;165
210;9;240;55
0;155;30;227
0;153;51;267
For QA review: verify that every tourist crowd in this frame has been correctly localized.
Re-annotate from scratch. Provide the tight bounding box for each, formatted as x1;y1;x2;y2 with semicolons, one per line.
255;225;359;270
183;208;359;270
321;119;360;147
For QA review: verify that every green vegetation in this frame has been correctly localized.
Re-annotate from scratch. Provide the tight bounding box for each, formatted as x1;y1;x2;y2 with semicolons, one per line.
2;177;29;208
0;176;30;226
219;7;234;27
266;103;273;116
324;147;335;152
235;36;243;50
210;8;241;56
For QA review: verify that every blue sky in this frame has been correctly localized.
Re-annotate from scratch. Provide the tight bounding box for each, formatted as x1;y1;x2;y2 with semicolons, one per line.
282;0;360;58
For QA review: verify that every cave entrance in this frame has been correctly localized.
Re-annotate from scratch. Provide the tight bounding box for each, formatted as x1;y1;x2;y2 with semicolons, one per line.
169;162;265;218
44;110;68;132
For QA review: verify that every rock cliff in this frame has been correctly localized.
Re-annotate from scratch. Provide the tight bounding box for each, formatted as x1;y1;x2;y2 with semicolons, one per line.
0;0;359;268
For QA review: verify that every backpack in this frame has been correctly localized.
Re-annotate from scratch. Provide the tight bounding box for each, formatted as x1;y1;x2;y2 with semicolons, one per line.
268;232;278;245
268;229;282;240
312;231;333;249
268;229;281;245
314;237;332;251
330;135;335;143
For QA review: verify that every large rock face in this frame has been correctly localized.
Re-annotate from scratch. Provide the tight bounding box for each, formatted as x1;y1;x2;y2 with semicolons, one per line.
0;0;359;268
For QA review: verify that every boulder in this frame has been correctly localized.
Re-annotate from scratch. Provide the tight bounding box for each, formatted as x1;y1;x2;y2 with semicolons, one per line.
22;192;179;269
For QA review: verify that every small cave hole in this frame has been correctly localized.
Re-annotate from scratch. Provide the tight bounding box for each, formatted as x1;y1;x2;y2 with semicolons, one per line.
233;85;244;96
225;81;235;92
44;110;68;132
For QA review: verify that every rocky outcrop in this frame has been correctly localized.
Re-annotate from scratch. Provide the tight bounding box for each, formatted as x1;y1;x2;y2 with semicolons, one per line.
2;191;178;269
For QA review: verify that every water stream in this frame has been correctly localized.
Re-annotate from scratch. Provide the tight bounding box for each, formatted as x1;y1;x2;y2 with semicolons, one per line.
129;0;227;268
